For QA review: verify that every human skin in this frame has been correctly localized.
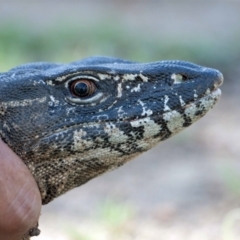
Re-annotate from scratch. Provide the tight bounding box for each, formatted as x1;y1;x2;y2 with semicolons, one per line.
0;139;41;240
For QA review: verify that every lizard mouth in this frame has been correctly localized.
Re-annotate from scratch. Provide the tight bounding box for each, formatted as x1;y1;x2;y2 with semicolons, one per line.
188;70;223;109
176;86;222;128
201;87;222;102
199;70;223;103
209;88;221;97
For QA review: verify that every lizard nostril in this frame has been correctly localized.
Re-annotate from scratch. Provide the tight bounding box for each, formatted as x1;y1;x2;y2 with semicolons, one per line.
171;73;188;83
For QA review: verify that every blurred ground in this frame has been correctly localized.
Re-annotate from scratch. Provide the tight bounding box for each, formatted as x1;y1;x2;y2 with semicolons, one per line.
0;1;240;239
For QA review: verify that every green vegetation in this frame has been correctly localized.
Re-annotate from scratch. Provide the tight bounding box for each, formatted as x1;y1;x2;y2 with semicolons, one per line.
65;200;134;240
0;22;239;74
97;199;134;227
221;208;240;240
219;163;240;196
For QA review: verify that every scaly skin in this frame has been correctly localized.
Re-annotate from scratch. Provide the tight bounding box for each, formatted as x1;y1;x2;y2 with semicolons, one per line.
0;57;223;239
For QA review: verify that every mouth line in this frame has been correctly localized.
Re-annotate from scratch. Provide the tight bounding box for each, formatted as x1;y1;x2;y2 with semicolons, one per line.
145;86;222;119
40;86;222;142
207;87;222;97
181;86;221;107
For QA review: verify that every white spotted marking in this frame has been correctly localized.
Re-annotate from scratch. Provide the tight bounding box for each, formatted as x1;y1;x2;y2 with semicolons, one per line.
205;88;211;94
131;83;141;92
193;90;198;100
49;95;59;105
117;106;125;115
184;89;221;123
163;110;185;133
129;117;162;151
55;72;85;82
138;100;153;116
179;96;186;107
46;80;55;86
33;80;45;86
123;74;138;81
114;76;120;81
117;83;123;98
56;76;67;82
122;73;149;82
104;123;128;144
98;74;110;80
72;129;92;151
2;97;47;108
66;107;76;115
139;73;149;82
130;117;161;139
117;106;127;119
164;95;171;111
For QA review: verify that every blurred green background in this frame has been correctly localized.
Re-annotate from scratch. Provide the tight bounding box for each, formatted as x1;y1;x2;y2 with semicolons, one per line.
1;1;240;240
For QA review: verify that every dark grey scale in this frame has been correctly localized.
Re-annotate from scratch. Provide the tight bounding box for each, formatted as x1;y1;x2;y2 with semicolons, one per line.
118;121;144;138
9;62;62;72
193;101;206;116
131;126;145;140
72;56;136;66
152;116;173;140
182;114;193;127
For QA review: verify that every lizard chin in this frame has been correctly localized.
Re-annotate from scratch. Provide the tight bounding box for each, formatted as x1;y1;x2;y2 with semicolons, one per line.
208;88;221;98
195;87;222;111
178;87;221;127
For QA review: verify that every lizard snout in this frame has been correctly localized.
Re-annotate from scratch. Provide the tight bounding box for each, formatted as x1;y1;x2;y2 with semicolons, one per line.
214;71;224;89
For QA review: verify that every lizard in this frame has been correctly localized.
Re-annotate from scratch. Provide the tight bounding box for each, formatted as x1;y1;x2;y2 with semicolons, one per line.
0;56;223;239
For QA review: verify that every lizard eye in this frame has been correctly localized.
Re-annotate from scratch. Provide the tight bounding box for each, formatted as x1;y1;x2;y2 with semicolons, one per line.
70;79;96;97
67;76;104;105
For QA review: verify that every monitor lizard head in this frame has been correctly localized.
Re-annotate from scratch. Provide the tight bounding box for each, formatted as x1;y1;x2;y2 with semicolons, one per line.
0;57;223;203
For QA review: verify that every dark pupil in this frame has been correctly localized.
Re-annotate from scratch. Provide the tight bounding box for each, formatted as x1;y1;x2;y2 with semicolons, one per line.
74;82;89;96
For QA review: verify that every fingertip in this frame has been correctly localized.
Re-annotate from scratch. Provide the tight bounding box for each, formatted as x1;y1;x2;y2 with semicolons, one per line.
0;139;42;239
